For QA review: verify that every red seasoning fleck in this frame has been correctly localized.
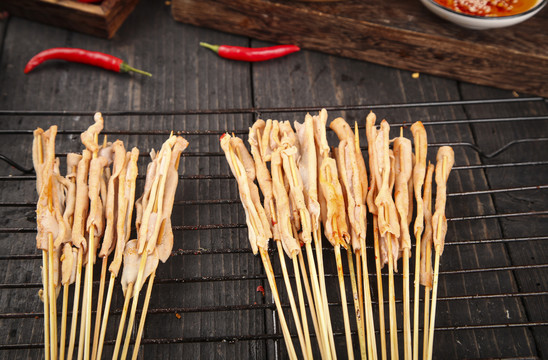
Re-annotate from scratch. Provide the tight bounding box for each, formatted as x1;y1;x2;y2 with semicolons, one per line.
256;285;265;296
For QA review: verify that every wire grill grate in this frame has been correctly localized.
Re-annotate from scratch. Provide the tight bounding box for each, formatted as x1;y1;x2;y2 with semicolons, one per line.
0;97;546;359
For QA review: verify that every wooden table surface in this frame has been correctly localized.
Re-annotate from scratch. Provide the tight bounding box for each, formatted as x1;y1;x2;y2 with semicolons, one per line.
0;1;546;359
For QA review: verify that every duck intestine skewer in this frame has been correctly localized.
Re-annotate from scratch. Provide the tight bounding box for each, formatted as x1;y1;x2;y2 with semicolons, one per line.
220;133;298;360
393;133;413;360
420;163;435;358
426;147;454;360
294;114;333;359
374;120;400;360
410;121;428;360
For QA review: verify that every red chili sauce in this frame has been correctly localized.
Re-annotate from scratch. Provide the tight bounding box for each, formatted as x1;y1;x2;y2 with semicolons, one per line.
434;0;538;16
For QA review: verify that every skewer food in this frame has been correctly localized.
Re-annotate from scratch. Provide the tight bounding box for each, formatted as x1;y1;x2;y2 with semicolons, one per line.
33;115;187;360
222;110;454;360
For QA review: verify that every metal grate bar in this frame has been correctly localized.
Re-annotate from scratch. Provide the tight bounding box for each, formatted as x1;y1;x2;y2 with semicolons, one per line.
0;97;547;358
0;96;544;117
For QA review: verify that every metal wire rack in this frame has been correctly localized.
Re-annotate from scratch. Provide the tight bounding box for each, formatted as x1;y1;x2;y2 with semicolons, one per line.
0;97;546;359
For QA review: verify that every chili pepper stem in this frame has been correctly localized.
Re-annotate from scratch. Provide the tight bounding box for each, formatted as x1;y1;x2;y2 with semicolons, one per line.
199;42;220;54
119;62;152;77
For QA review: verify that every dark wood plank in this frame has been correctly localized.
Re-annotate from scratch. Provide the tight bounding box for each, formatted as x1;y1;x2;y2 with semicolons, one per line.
0;1;268;359
172;0;548;97
458;84;548;358
0;0;139;39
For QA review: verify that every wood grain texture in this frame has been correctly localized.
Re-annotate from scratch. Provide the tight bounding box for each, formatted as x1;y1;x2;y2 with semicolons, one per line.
0;0;139;39
458;84;548;358
0;0;547;359
172;0;548;97
0;1;267;359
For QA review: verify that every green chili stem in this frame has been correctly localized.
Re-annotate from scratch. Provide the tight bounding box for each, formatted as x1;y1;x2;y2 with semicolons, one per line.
120;62;152;77
199;42;220;54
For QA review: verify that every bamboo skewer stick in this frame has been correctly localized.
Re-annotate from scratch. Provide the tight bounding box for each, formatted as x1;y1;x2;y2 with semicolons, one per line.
305;240;332;359
361;241;378;360
373;218;387;360
276;241;309;360
413;230;423;360
84;230;95;360
403;248;411;360
292;255;313;360
334;242;354;360
60;281;69;360
426;251;441;360
422;247;432;360
67;248;82;360
121;250;148;360
42;250;51;360
48;233;58;360
298;251;328;359
315;227;337;360
91;256;108;360
347;247;366;359
260;248;299;360
96;272;115;360
131;270;156;360
112;281;134;360
77;254;89;360
356;250;365;341
36;140;51;360
386;230;398;360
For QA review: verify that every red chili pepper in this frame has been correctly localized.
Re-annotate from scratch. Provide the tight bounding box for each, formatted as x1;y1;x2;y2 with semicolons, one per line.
24;48;152;76
200;42;300;62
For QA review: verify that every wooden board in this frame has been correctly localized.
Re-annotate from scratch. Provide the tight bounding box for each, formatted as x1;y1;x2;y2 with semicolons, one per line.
172;0;548;97
0;0;139;39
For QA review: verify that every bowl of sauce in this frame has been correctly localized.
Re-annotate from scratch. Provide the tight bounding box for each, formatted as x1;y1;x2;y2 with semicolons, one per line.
421;0;547;29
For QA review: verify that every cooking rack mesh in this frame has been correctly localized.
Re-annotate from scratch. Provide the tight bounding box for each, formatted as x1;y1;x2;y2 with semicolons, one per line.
0;97;546;359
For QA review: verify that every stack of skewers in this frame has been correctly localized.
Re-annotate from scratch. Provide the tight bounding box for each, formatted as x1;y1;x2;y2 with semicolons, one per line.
221;110;454;360
33;113;188;360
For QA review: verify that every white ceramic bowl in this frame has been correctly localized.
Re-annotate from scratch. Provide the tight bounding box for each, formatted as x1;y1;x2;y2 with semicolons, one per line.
420;0;547;30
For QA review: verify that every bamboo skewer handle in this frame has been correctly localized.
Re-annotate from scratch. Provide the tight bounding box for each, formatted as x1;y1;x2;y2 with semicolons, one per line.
298;250;328;359
347;247;366;359
91;256;108;360
131;271;156;360
403;248;411;360
387;232;399;360
121;251;149;360
373;218;387;360
335;244;354;360
305;242;331;359
112;282;134;360
84;232;95;360
48;233;58;360
77;251;89;360
276;241;308;360
426;251;441;360
293;255;313;360
260;249;298;360
96;272;115;360
413;233;422;360
42;250;51;360
60;283;70;360
67;239;83;359
315;228;337;360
